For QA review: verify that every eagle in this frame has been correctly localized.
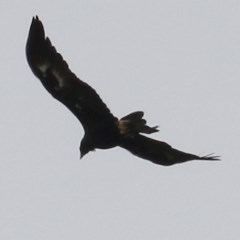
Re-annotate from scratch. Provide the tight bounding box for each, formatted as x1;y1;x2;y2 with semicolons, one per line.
26;16;219;166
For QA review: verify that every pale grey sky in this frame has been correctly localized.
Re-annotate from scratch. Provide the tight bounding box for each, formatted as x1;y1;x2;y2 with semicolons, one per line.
1;1;239;239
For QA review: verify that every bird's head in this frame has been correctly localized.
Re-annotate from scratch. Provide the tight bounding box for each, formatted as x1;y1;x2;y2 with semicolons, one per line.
80;135;94;159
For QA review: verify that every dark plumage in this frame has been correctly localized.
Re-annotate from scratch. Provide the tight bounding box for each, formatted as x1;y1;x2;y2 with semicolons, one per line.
26;16;219;166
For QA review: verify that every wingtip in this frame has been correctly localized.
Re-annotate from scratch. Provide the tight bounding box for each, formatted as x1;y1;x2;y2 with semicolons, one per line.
26;15;47;75
31;15;39;24
30;15;43;29
33;15;39;20
200;154;221;161
28;15;45;41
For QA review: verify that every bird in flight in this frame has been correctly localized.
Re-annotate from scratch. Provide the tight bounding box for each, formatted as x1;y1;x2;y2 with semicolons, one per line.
26;16;219;166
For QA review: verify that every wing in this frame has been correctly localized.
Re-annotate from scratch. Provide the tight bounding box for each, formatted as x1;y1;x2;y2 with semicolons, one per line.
119;134;220;166
26;16;117;132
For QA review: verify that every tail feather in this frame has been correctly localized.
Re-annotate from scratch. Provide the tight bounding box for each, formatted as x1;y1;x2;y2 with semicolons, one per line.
119;111;159;136
121;111;144;121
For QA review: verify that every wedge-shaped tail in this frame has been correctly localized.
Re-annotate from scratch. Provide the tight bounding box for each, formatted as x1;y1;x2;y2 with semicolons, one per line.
118;111;158;136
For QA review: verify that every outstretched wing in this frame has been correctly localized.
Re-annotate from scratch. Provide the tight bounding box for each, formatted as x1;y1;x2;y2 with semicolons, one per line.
120;134;220;166
26;16;117;132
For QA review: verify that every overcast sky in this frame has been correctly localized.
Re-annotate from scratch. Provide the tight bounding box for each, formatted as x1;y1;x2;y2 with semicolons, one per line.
1;0;239;239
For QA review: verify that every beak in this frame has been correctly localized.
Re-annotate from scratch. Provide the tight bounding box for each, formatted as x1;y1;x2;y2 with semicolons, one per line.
80;152;86;159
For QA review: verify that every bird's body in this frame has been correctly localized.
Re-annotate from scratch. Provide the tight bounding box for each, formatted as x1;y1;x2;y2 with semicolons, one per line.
26;16;219;166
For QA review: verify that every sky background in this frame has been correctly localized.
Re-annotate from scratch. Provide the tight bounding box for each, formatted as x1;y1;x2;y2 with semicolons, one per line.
1;0;239;239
